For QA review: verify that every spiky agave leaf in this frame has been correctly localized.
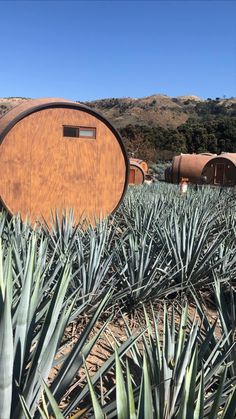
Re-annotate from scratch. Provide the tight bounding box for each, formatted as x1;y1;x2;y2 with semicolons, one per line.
0;249;14;419
84;361;104;419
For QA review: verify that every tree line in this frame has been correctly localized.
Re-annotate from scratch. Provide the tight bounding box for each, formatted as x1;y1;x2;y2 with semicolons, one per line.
120;116;236;161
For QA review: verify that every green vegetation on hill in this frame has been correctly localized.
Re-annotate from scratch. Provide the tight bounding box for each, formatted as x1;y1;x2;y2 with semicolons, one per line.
85;95;236;161
194;98;236;118
179;116;236;153
120;116;236;161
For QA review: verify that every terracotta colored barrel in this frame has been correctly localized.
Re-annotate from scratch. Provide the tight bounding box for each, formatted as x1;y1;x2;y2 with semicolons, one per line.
220;152;236;159
0;98;129;225
202;154;236;186
130;158;148;173
169;153;216;184
129;158;145;185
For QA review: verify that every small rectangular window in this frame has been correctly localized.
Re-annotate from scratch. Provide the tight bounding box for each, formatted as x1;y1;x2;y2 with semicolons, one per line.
79;128;96;138
63;126;78;137
63;126;96;139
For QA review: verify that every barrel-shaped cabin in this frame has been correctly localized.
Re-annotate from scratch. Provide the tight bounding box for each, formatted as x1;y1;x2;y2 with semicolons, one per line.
0;98;129;225
129;158;145;185
201;153;236;186
165;153;215;184
130;158;148;173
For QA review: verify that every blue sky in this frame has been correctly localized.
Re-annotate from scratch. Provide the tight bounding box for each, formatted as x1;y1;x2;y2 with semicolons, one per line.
0;0;235;101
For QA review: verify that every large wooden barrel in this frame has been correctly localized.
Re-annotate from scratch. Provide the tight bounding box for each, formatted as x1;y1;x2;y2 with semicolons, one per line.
168;153;215;184
129;158;145;185
202;153;236;186
0;98;129;225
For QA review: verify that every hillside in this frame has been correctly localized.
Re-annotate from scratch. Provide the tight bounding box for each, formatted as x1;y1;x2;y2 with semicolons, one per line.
1;95;236;162
83;94;193;129
83;94;236;129
84;95;236;162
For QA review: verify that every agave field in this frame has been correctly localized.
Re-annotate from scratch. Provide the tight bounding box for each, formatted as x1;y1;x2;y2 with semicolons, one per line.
0;183;236;418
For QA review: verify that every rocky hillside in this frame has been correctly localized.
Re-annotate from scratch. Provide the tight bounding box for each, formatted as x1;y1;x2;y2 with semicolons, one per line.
1;95;236;163
84;95;193;129
83;94;236;129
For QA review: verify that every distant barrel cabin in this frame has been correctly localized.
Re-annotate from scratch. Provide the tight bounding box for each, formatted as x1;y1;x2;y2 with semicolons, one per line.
202;153;236;186
165;152;236;186
131;158;148;174
165;153;216;184
129;158;145;185
0;98;129;225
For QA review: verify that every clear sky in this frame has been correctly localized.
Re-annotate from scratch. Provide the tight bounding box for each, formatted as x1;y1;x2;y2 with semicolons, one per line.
0;0;235;101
